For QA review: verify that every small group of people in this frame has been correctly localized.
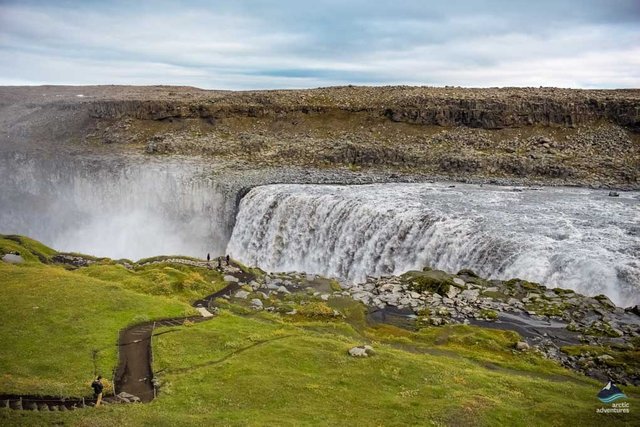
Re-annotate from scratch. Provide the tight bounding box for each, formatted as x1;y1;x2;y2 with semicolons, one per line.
207;253;230;270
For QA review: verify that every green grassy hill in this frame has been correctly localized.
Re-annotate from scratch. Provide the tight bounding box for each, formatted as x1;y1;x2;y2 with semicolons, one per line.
1;236;638;426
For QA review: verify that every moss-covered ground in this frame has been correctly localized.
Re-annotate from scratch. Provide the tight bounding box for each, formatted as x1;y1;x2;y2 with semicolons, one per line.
1;236;638;426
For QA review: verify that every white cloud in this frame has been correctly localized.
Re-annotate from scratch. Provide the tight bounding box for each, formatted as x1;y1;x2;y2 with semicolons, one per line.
0;1;638;88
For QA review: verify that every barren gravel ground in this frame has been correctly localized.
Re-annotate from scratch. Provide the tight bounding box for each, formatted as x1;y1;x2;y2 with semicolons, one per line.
1;85;638;188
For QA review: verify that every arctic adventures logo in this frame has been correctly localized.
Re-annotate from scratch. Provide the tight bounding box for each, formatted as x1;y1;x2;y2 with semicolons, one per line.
596;381;630;414
598;381;628;404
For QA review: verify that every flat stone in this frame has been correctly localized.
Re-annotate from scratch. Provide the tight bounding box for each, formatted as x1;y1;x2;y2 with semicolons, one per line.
196;307;214;318
234;290;250;299
277;285;290;294
224;275;239;283
250;298;263;310
452;278;466;287
459;289;480;302
2;253;23;264
446;286;460;299
597;295;616;309
117;391;141;402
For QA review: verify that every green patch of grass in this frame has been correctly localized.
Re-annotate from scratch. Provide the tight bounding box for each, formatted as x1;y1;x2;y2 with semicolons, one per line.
0;235;56;264
402;270;453;296
478;309;499;320
77;262;226;302
136;254;202;264
0;262;193;396
6;311;637;426
295;301;336;319
329;279;342;292
327;296;367;331
2;237;640;425
524;301;569;317
561;344;640;375
481;290;507;301
580;321;623;338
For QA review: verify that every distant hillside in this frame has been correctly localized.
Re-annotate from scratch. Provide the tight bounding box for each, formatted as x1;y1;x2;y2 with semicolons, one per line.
1;85;639;188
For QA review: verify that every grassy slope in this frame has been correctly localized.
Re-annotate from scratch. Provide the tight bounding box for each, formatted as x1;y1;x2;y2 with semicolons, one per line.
4;310;639;426
1;237;639;426
0;236;224;397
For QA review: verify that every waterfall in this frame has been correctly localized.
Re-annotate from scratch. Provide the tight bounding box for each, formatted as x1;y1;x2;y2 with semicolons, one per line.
227;183;640;306
0;152;234;260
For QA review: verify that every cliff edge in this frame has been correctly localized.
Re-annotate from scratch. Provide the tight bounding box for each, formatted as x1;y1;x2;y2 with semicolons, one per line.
1;85;639;188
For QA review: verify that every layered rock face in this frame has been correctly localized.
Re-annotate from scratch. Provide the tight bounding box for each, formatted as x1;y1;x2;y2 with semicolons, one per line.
1;85;639;187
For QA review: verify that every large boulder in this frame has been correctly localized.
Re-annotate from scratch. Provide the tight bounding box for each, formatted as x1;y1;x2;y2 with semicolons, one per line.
402;270;454;296
2;253;24;264
459;289;480;302
348;345;375;357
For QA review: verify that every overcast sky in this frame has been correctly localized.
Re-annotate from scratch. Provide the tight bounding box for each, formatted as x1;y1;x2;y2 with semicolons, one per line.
0;0;638;89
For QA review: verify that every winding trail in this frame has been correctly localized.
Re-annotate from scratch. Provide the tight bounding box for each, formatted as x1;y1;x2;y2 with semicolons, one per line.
0;260;248;410
114;261;248;402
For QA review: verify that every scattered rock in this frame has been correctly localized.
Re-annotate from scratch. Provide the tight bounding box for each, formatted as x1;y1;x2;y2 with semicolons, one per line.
515;341;530;351
446;286;460;299
196;307;214;318
224;275;240;283
348;345;375;357
250;298;264;310
2;253;24;264
452;278;466;287
51;253;94;267
459;289;480;302
117;391;141;403
234;290;250;299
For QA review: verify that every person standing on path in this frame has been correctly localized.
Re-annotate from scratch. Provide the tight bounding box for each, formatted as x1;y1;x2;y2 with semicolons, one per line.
91;375;104;407
226;254;230;265
207;253;210;262
217;256;222;270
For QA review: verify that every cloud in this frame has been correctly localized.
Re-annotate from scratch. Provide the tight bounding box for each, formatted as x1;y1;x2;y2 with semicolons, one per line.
0;0;638;88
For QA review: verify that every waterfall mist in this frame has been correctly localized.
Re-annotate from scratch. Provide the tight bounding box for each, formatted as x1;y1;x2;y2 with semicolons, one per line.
0;152;233;260
227;183;640;306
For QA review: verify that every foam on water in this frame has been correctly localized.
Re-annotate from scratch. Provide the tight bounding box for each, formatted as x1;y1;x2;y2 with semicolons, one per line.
227;183;640;306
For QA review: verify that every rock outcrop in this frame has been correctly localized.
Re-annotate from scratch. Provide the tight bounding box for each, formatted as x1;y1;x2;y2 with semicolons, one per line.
1;85;639;188
227;266;640;386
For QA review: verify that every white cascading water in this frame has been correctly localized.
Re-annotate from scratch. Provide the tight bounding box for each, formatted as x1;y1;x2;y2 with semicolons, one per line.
0;153;232;260
227;183;640;306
